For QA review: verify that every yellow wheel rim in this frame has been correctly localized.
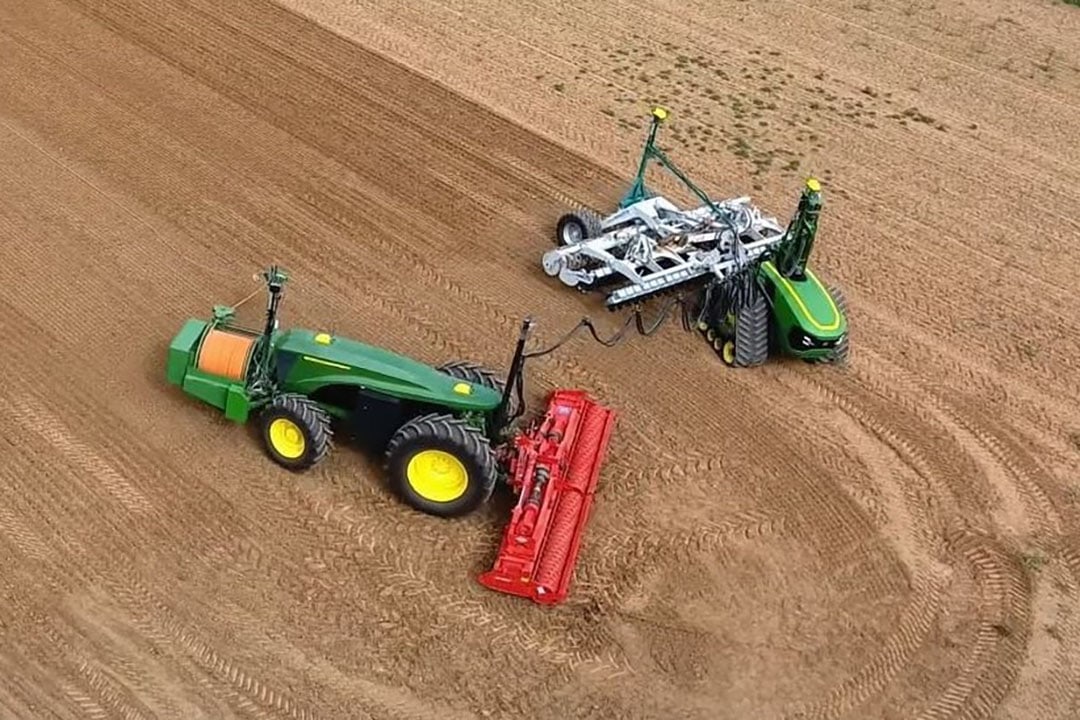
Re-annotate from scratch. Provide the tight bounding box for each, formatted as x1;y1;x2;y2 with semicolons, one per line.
268;418;306;459
406;450;469;503
722;340;736;365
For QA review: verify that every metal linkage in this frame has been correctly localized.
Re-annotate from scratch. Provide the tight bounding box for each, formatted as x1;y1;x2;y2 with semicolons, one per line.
541;193;785;310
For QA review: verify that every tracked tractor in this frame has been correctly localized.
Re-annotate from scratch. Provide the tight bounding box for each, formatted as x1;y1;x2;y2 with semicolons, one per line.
545;106;849;367
165;266;616;605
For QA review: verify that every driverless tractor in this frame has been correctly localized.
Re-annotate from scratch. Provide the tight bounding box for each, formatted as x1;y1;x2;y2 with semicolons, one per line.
545;106;849;367
166;267;615;605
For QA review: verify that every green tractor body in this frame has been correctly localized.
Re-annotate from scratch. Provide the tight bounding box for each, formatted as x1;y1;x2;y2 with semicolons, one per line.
167;322;503;423
165;268;527;518
757;261;847;361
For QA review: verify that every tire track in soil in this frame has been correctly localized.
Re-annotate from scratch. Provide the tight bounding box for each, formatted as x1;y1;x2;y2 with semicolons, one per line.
774;380;950;719
783;374;964;718
1;371;473;717
301;494;634;681
792;353;1056;718
0;534;215;719
83;571;318;720
196;594;482;720
187;464;634;706
849;298;1080;440
5;395;152;517
0;505;54;565
917;527;1033;720
578;508;789;609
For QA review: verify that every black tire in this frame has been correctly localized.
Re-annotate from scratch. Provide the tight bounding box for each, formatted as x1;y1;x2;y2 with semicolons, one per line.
733;289;770;367
555;207;604;246
259;393;333;471
436;360;506;394
824;284;850;365
436;359;519;423
384;413;497;518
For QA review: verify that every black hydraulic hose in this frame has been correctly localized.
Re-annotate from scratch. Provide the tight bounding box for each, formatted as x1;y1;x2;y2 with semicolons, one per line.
522;294;690;360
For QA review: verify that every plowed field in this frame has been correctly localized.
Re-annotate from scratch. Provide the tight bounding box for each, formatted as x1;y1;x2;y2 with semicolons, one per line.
2;0;1079;718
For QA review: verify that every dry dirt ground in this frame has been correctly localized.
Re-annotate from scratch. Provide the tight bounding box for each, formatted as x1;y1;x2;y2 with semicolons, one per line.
1;0;1079;718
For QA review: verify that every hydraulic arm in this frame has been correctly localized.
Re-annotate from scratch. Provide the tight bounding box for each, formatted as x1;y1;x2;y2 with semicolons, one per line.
771;178;823;280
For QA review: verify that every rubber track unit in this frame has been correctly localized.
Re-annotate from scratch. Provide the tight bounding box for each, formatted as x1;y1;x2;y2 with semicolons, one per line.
826;283;850;364
262;393;334;469
384;412;498;516
734;289;770;367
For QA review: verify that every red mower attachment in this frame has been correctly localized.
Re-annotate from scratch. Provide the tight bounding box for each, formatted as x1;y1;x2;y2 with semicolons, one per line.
479;389;616;606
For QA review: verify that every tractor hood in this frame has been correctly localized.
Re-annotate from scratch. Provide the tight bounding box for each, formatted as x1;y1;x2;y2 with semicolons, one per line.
272;328;504;412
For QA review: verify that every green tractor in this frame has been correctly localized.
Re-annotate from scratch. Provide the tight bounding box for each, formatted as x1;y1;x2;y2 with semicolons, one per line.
546;105;849;368
164;266;586;518
692;176;850;368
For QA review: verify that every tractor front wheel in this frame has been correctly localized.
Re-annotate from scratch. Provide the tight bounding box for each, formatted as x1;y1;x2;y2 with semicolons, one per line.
259;394;333;470
384;413;497;518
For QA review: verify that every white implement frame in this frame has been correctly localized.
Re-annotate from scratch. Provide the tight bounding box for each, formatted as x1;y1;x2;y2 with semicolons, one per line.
542;194;787;309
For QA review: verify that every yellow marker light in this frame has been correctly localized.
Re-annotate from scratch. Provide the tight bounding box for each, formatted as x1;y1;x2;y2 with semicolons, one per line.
651;106;669;122
314;332;332;345
805;177;821;192
452;382;472;395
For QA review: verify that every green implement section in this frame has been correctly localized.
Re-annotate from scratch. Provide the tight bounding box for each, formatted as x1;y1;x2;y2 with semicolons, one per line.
165;318;254;423
760;261;845;337
274;329;504;412
759;261;846;358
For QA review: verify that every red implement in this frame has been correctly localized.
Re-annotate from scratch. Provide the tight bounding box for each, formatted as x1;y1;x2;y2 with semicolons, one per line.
478;389;616;606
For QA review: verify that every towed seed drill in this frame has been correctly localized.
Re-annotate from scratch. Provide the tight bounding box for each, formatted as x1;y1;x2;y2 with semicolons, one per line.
543;106;849;367
165;267;615;605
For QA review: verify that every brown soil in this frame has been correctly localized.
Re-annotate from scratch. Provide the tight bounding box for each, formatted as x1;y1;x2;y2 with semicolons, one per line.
1;0;1079;718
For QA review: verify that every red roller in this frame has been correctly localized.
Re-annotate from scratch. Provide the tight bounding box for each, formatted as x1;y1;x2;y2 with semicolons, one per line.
478;389;616;606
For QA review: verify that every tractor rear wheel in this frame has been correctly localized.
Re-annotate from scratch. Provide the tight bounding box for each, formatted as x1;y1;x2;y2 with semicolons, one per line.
731;290;770;367
259;394;333;470
555;207;603;246
384;413;497;518
436;360;519;419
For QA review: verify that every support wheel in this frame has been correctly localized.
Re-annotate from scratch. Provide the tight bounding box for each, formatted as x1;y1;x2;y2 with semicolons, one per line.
731;289;770;367
555;207;603;246
384;413;497;518
823;284;850;365
259;393;333;470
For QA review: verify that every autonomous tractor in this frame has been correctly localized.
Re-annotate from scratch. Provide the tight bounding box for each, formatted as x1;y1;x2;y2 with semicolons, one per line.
544;106;849;367
165;266;615;605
